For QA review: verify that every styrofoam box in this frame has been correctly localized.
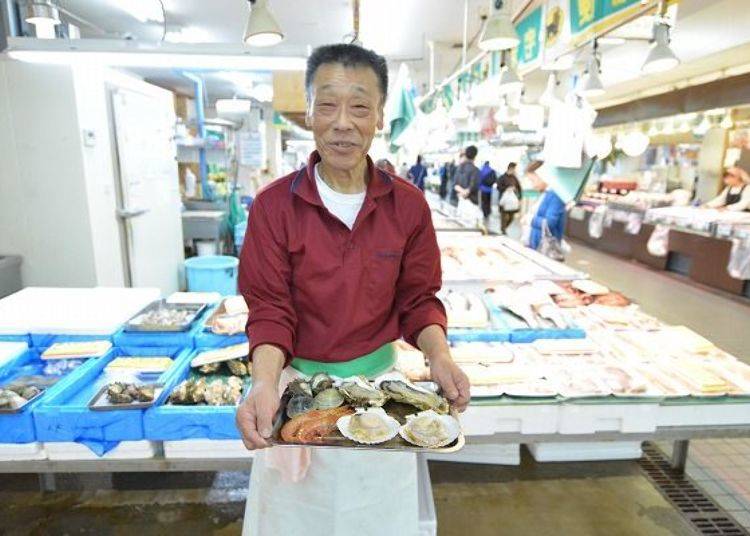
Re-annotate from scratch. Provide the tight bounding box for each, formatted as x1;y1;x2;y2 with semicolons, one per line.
558;403;659;434
425;443;520;465
657;402;750;427
461;404;559;435
0;341;29;367
527;441;643;462
164;439;254;459
417;454;437;536
0;442;46;461
44;440;157;461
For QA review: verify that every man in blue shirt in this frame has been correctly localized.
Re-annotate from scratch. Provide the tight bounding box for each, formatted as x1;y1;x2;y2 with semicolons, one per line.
408;155;427;192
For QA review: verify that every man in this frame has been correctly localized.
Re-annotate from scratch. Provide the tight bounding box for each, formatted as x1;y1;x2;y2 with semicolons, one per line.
236;43;470;534
497;162;522;234
408;155;427;192
478;160;497;228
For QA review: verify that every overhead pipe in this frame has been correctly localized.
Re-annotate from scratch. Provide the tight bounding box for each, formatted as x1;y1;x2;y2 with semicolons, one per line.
182;71;211;200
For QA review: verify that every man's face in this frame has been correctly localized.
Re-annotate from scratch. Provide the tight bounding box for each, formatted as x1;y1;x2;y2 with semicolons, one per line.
306;63;384;172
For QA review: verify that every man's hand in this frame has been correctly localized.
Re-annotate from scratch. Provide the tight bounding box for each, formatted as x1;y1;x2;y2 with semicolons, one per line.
236;381;280;450
429;354;470;412
236;344;285;450
416;325;471;412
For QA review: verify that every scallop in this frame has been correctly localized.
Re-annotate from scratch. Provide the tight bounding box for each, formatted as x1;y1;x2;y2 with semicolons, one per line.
312;387;344;410
337;408;400;445
399;410;460;449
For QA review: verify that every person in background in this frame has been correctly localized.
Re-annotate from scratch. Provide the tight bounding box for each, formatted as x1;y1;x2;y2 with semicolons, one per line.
529;174;566;251
454;145;480;205
478;161;497;228
497;162;522;234
704;166;750;211
375;158;396;174
448;152;464;209
408;155;428;192
438;160;454;201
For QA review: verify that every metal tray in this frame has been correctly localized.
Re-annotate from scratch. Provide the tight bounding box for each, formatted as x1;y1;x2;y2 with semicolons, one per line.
124;300;206;332
269;395;464;453
0;388;46;414
87;383;164;411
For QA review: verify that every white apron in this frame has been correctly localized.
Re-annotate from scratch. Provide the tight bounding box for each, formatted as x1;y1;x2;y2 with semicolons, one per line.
242;367;420;535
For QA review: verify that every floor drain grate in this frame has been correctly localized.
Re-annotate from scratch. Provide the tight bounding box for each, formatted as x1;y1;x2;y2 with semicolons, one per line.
639;443;749;535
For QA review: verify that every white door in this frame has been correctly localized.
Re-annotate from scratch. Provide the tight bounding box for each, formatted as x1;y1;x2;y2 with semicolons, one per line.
111;87;184;295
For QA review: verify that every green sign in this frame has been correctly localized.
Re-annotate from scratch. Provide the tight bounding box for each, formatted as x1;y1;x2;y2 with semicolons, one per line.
516;6;543;65
570;0;643;35
600;0;641;18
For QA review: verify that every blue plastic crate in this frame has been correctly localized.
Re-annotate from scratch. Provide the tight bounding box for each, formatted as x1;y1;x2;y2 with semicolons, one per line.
0;348;104;443
0;334;31;344
447;329;511;343
112;310;208;349
30;332;115;349
509;327;586;343
33;347;194;453
144;353;244;441
193;303;248;349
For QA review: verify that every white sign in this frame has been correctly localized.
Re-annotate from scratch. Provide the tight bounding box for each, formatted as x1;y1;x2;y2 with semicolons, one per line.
238;131;264;168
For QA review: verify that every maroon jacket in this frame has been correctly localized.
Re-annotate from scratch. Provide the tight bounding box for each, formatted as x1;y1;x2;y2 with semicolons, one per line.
239;151;446;364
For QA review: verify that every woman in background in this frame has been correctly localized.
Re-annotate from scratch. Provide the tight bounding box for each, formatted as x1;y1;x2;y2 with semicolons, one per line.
704;166;750;211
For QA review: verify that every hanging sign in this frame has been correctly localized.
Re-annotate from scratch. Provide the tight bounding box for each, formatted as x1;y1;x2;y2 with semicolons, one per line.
516;5;544;71
569;0;664;45
542;0;572;67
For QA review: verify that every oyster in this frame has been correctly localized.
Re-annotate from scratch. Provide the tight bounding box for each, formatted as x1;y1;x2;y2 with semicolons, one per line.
169;380;190;404
8;384;42;400
199;362;221;375
337;408;399;445
312;387;344;410
338;377;387;407
310;373;333;395
204;380;228;406
280;406;354;444
107;382;134;404
399;410;460;448
380;380;450;414
226;359;249;377
0;389;26;410
188;378;208;404
287;379;313;398
287;395;315;418
136;384;155;402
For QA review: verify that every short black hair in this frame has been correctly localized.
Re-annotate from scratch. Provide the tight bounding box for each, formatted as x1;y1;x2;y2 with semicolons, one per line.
305;44;389;101
416;155;423;164
465;145;478;160
508;162;517;169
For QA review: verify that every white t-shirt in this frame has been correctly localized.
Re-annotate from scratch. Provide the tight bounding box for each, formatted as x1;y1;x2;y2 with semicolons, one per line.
314;164;366;230
705;184;750;212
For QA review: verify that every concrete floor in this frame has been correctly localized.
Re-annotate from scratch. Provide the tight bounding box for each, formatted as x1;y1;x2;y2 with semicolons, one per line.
1;241;748;535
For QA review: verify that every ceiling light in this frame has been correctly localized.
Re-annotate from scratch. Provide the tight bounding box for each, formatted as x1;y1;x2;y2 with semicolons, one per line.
642;21;679;74
498;63;523;95
720;112;734;129
538;74;558;107
115;0;164;23
25;1;60;25
216;98;252;116
244;0;284;47
621;131;650;157
478;0;519;51
580;57;605;97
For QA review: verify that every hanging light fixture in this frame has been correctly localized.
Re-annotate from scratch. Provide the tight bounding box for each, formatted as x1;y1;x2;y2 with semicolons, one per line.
539;73;559;107
647;122;660;137
25;1;61;39
498;52;523;95
580;41;605;97
720;111;734;130
478;0;519;51
642;3;679;74
244;0;284;47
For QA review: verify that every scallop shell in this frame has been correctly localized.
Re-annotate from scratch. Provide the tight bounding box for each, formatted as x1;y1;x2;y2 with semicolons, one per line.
336;407;400;445
399;410;460;449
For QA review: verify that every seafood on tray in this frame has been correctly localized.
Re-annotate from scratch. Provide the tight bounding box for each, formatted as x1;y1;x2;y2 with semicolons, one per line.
337;408;400;445
487;284;571;330
169;376;247;406
0;380;45;410
399;410;460;448
205;296;249;335
438;289;489;328
553;282;631;309
338;376;388;407
281;406;354;443
106;382;155;404
378;376;450;414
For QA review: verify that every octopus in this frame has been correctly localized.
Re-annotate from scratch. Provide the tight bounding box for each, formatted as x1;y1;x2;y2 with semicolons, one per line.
280;406;354;444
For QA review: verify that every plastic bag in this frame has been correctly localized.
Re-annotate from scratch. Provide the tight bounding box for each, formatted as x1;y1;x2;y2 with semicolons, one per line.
647;224;670;257
625;212;643;235
588;205;607;239
539;220;565;261
728;236;750;280
499;188;520;212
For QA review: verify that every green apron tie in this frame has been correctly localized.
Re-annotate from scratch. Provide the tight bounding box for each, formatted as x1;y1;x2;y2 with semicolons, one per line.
290;342;396;379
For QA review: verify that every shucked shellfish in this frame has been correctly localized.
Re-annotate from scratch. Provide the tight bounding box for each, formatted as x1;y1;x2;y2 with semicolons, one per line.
399;410;460;449
338;376;387;407
336;408;400;445
379;379;450;414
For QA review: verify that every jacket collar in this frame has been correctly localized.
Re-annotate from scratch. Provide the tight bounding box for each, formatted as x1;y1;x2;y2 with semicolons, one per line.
291;150;393;206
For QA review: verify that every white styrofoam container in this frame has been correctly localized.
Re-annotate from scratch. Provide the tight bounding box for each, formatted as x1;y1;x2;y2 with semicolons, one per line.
657;402;750;427
425;443;521;465
417;454;437;536
163;439;254;459
0;442;46;461
558;402;659;434
0;341;29;366
461;403;559;435
44;440;157;460
527;441;643;462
